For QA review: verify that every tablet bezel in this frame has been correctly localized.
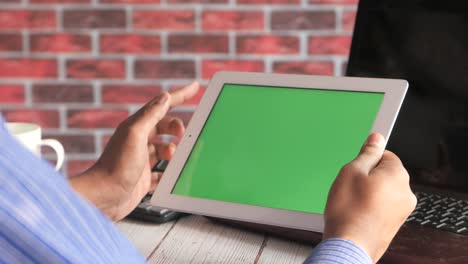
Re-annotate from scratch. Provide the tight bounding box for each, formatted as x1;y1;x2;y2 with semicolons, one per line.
150;71;408;232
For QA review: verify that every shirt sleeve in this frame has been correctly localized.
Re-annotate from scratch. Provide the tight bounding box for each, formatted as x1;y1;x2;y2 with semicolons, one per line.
303;238;373;264
0;116;146;264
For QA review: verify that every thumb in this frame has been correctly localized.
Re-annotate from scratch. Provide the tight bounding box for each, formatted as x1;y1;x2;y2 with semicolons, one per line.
133;92;171;133
353;133;386;174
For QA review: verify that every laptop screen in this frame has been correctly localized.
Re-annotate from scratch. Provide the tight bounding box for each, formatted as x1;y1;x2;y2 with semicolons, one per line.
347;0;468;191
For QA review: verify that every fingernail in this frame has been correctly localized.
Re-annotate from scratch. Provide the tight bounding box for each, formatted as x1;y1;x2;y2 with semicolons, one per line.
367;133;385;147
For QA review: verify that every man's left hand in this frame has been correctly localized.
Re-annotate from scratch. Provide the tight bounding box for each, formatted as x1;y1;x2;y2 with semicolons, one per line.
70;82;199;221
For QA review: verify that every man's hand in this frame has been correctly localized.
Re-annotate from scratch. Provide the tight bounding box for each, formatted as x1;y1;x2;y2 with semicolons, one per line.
323;133;417;263
70;81;199;221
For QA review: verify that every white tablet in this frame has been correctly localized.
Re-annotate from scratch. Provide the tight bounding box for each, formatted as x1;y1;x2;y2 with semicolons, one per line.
150;71;408;232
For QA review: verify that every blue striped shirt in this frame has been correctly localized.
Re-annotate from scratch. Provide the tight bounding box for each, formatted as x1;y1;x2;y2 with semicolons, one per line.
0;116;145;263
0;115;371;263
304;238;372;264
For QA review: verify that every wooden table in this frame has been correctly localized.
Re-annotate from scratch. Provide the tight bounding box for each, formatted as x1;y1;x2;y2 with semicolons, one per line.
117;215;313;263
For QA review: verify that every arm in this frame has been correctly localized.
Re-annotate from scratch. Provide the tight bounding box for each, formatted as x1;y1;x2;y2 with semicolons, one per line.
305;133;416;263
70;81;200;221
0;82;199;263
0;115;146;263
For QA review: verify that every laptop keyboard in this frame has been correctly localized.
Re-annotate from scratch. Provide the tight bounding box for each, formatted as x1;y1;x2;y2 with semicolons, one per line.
407;192;468;235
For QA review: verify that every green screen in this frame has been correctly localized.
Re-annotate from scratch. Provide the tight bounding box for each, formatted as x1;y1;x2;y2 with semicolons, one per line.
172;84;384;214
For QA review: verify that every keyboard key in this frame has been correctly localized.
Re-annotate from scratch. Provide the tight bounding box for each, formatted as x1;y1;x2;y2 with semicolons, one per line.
419;196;430;202
424;214;435;220
446;218;460;225
438;224;460;233
408;218;425;225
416;207;428;212
409;212;421;218
137;203;152;210
447;207;457;213
426;209;436;215
146;206;168;216
437;223;447;228
421;220;431;225
424;221;441;228
455;221;468;227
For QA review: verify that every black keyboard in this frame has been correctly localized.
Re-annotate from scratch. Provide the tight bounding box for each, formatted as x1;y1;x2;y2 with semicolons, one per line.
407;192;468;235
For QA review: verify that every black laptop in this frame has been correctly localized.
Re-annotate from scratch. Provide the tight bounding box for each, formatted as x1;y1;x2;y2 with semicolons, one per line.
347;0;468;262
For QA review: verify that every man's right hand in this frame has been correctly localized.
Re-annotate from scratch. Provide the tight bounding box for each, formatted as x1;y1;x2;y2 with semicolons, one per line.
323;133;417;263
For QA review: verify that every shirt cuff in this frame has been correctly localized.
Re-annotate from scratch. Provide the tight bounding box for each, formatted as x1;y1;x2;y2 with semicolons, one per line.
303;238;373;264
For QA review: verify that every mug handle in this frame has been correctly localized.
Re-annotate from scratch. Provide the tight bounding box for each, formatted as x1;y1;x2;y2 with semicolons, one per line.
40;139;65;171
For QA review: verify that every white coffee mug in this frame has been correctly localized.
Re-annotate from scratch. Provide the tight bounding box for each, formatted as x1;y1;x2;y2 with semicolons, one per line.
6;122;65;171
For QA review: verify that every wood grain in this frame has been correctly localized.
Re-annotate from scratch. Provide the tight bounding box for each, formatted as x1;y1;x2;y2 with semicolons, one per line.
147;215;265;264
120;215;468;264
256;237;313;264
116;219;176;258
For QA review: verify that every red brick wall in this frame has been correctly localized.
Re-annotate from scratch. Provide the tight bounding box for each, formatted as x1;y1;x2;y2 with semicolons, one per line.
0;0;357;176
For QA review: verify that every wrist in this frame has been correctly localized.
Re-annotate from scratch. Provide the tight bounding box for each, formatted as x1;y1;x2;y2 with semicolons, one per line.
69;167;121;221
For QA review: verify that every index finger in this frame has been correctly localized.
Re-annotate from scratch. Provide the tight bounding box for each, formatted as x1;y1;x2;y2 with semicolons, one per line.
169;81;200;108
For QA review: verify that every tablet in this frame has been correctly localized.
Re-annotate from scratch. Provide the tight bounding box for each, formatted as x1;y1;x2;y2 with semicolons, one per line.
151;72;408;232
